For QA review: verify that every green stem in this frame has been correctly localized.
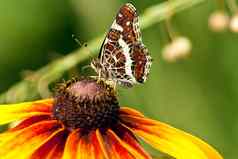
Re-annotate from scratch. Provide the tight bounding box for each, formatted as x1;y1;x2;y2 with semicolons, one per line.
0;0;205;103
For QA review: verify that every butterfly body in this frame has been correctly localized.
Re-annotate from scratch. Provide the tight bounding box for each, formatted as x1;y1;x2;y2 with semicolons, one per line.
91;3;152;88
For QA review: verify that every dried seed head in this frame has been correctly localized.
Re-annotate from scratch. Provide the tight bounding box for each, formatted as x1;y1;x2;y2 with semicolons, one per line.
230;14;238;32
162;37;192;62
208;11;229;32
53;77;119;131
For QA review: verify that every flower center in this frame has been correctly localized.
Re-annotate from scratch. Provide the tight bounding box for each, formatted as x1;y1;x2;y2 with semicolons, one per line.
53;78;119;131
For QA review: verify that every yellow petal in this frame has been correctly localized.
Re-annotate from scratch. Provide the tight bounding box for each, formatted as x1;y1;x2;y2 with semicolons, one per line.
0;98;53;125
76;135;94;159
121;114;223;159
89;130;107;159
95;129;110;159
62;129;80;159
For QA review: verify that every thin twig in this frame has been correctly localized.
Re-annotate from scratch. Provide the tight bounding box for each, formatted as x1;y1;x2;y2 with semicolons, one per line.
0;0;205;103
227;0;238;14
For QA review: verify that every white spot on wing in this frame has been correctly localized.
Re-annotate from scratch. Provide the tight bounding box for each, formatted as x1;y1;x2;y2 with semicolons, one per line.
111;20;123;32
118;37;137;83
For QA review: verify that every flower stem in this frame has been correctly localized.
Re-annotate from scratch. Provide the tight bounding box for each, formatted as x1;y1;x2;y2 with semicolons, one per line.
0;0;205;103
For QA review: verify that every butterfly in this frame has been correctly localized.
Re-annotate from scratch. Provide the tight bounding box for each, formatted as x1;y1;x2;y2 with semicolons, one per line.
91;3;152;87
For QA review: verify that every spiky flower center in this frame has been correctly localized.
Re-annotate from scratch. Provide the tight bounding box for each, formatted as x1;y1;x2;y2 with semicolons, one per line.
53;78;119;131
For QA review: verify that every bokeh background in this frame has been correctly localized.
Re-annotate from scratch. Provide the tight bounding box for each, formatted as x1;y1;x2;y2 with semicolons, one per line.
0;0;236;158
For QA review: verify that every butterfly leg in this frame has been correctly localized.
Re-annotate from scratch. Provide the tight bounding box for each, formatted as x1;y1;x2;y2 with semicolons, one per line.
105;79;117;90
113;81;117;90
98;69;102;81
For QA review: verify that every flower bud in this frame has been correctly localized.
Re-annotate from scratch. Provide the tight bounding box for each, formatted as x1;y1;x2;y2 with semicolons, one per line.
230;14;238;32
208;11;229;32
162;37;192;62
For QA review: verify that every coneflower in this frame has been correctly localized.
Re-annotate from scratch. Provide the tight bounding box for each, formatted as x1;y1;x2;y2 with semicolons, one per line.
0;77;223;159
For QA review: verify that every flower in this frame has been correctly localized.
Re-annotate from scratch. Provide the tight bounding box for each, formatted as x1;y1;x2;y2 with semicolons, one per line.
0;78;223;159
162;36;192;62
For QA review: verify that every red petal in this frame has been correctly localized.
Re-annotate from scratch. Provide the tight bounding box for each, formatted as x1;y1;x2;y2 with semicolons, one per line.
27;98;54;113
0;120;63;159
76;135;94;159
30;130;67;159
119;107;145;117
104;129;135;159
10;115;51;132
115;123;152;159
62;129;108;159
104;128;152;159
94;129;110;159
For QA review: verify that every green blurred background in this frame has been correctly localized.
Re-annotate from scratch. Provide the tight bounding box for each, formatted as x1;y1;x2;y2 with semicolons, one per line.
0;0;236;158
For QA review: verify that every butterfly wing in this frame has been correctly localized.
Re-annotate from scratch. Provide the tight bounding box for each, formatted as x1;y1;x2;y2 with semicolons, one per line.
99;28;136;87
98;3;151;87
116;3;152;83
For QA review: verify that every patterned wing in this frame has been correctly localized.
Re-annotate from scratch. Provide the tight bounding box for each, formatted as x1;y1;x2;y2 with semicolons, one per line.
97;3;151;87
99;30;135;87
115;3;152;84
115;3;141;45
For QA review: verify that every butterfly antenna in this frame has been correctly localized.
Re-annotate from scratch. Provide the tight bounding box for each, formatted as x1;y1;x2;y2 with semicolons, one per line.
72;34;94;59
72;34;96;74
